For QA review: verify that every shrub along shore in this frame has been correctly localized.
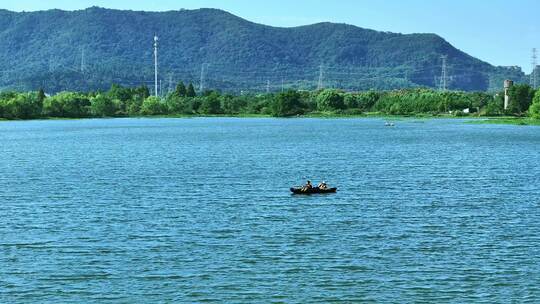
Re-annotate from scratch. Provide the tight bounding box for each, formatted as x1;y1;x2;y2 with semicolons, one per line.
1;82;539;121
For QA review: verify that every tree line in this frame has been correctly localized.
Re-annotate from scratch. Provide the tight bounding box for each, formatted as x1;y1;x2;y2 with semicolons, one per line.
1;82;539;120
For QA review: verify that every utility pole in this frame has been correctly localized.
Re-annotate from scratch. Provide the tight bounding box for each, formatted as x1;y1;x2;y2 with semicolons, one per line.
317;65;324;90
154;35;159;97
440;55;448;91
199;63;207;93
532;48;538;89
168;74;173;94
159;79;162;97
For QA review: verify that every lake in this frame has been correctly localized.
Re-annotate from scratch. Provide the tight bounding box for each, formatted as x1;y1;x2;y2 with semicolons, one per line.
1;117;539;303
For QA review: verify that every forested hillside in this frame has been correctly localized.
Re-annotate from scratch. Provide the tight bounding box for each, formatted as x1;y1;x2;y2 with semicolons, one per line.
0;7;528;93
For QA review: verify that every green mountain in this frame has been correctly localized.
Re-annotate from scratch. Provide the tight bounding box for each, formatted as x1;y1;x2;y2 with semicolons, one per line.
0;7;528;93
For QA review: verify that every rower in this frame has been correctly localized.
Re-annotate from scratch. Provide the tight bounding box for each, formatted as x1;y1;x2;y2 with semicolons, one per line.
302;180;313;191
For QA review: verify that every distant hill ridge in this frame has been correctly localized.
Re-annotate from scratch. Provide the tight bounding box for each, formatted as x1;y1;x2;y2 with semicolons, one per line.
0;7;528;92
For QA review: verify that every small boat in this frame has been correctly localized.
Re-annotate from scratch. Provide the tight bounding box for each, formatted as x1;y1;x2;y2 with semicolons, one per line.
290;187;337;195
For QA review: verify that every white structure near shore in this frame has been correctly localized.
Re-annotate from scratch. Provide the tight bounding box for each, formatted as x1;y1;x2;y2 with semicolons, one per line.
504;79;513;110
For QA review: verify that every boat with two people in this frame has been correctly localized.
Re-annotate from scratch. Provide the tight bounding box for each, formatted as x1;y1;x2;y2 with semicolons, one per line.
290;180;337;195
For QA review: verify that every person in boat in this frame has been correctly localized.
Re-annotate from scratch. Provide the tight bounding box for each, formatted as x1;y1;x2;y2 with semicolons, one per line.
302;180;313;192
318;181;328;190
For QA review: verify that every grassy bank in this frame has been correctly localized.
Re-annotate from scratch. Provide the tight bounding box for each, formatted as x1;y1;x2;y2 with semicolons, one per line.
1;112;539;127
467;117;540;126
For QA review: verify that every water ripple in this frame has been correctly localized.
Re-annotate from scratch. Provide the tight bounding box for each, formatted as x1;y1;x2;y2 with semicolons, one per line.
0;118;539;303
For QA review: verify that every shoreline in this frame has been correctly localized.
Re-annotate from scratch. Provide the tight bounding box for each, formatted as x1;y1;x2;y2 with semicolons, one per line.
1;113;539;126
465;117;540;126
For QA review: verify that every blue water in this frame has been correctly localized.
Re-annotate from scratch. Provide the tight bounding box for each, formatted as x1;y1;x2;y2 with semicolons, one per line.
1;118;539;303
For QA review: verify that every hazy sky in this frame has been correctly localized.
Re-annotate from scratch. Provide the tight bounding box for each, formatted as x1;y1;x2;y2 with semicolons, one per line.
2;0;538;73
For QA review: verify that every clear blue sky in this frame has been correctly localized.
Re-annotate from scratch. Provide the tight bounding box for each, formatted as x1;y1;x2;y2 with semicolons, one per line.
2;0;538;73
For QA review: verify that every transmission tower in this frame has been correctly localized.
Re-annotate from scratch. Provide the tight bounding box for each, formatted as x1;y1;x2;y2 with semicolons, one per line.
440;55;448;91
80;47;86;73
266;80;270;93
153;35;159;97
199;63;208;92
532;48;538;89
317;65;324;90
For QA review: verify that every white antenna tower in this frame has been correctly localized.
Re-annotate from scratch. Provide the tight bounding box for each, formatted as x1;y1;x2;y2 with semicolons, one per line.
317;65;324;90
440;55;448;91
532;48;538;89
266;80;270;93
154;34;159;97
168;74;173;94
281;78;284;92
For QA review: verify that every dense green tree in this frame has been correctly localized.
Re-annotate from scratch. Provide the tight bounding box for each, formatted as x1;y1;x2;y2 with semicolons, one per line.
484;94;504;116
468;92;491;110
126;86;150;114
271;90;304;117
0;86;522;119
199;93;223;114
245;95;272;115
222;94;248;114
134;85;150;100
344;93;359;109
127;100;142;116
108;84;132;102
190;97;202;113
356;91;380;111
90;94;116;117
534;89;540;104
440;92;473;112
37;88;46;105
507;84;534;115
529;102;540;119
166;96;192;114
43;92;91;118
529;90;540;119
0;92;41;119
186;83;197;98
316;89;345;111
140;96;165;115
372;89;472;115
174;82;187;97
